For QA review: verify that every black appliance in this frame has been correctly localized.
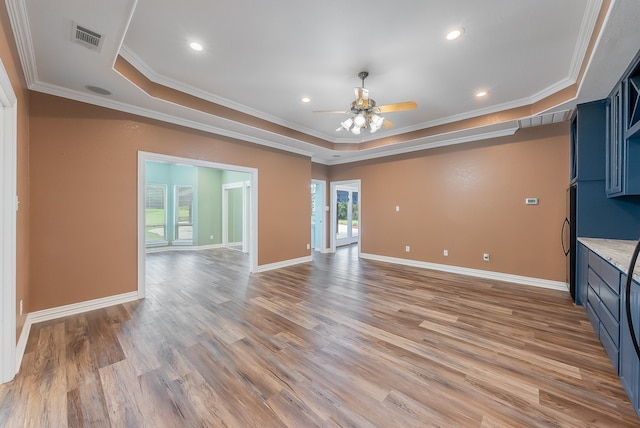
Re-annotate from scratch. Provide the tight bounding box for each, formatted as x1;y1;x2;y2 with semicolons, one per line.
562;184;577;301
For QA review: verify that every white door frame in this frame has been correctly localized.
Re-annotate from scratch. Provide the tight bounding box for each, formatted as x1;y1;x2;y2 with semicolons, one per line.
330;180;361;253
0;58;17;384
138;152;258;298
311;179;326;252
222;180;250;252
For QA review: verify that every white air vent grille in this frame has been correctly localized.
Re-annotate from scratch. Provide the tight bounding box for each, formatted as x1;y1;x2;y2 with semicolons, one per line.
72;23;103;50
518;110;570;128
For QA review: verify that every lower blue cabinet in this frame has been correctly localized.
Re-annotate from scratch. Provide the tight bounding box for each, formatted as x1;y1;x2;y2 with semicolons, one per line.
620;275;640;416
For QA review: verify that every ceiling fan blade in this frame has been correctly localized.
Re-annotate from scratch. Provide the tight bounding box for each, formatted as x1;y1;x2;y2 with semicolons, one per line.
312;110;349;114
382;119;394;129
376;101;418;113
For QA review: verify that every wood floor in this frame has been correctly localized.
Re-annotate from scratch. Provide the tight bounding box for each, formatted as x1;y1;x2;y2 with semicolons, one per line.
1;246;639;427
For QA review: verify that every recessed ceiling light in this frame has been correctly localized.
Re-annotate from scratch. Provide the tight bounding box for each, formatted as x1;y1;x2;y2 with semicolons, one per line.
446;28;464;41
476;90;488;98
301;97;310;103
190;42;203;51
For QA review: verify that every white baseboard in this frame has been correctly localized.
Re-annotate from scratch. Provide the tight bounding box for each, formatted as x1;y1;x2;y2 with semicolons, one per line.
254;255;313;273
15;291;140;373
146;243;224;253
359;253;568;292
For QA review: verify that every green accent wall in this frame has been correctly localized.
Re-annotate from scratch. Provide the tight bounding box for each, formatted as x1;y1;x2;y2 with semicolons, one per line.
222;170;250;185
145;161;251;248
227;187;243;244
146;161;225;246
198;168;222;245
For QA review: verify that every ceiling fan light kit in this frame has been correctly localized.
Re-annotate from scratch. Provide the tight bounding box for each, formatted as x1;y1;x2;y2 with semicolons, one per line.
315;71;418;136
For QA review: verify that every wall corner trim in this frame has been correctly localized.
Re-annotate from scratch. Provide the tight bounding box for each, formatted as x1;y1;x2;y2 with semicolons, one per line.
359;253;568;292
14;291;140;373
254;256;312;273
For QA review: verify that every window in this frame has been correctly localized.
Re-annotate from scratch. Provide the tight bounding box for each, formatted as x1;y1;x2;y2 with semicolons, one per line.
145;184;167;243
175;185;193;241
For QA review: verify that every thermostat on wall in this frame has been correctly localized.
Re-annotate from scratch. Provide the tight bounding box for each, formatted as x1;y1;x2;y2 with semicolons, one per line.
525;198;539;205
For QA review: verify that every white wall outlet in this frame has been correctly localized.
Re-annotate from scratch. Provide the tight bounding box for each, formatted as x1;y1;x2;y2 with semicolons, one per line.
396;206;400;212
306;243;310;250
525;198;539;205
443;249;448;256
19;299;23;316
483;253;490;261
210;234;214;240
405;245;410;252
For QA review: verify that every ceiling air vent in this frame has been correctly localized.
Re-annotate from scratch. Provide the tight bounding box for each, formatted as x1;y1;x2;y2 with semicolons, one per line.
72;22;103;51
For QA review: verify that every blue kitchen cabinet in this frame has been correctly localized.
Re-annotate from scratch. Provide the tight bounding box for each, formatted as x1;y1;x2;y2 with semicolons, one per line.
571;100;607;182
620;274;640;416
606;50;640;197
606;83;624;196
577;242;589;306
585;250;621;371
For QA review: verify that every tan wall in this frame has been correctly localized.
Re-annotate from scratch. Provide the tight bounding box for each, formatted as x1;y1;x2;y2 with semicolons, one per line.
29;93;311;311
329;123;570;282
1;3;30;340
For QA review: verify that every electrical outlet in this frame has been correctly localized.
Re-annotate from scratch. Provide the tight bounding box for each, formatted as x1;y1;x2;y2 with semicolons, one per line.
443;249;448;256
210;234;214;240
396;206;400;212
405;245;410;252
19;299;23;316
483;253;490;261
307;243;310;250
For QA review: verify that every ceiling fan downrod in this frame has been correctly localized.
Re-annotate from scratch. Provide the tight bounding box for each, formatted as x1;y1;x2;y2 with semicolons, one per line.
358;71;368;88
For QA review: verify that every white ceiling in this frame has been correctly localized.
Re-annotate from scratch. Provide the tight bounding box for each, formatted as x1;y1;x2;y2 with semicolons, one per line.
6;0;640;164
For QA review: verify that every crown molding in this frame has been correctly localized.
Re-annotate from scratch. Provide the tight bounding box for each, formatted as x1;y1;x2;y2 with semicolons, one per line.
5;0;38;87
569;0;604;82
29;81;316;158
118;46;335;142
320;122;519;165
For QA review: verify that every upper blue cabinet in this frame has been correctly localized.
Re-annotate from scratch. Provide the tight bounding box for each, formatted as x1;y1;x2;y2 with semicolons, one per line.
606;50;640;197
571;100;607;183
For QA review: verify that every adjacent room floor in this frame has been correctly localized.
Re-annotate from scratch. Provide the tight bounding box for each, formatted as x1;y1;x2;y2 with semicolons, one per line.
0;246;638;426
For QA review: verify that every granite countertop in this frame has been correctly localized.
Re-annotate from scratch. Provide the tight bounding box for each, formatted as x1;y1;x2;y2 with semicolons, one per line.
578;237;640;282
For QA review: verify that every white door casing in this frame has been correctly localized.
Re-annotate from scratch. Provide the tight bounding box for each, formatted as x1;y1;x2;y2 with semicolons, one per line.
0;58;18;384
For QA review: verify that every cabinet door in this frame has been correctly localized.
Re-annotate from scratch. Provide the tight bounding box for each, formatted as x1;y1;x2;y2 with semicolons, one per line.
620;275;640;414
606;83;624;196
577;243;589;306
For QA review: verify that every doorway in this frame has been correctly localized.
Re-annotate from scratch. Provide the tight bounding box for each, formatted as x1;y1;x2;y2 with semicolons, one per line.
330;180;361;251
138;152;258;298
222;180;251;253
311;180;326;252
0;60;17;384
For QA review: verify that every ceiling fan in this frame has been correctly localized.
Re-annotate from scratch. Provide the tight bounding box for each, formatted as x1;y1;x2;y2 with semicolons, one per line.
313;71;418;135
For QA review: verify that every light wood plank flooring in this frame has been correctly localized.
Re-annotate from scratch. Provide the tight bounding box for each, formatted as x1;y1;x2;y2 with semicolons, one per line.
1;246;638;427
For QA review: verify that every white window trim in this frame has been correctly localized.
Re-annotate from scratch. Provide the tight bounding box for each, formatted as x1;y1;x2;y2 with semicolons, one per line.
144;183;168;246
